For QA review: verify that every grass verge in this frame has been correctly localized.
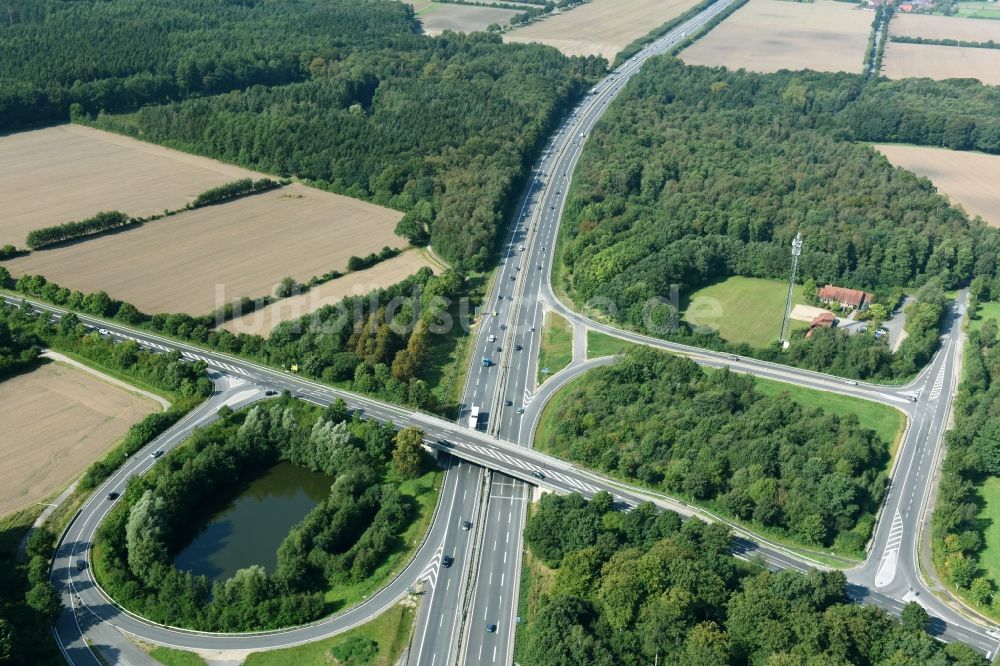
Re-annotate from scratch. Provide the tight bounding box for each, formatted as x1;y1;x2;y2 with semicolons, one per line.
513;501;555;663
243;603;415;666
586;330;642;359
537;310;572;383
149;646;207;666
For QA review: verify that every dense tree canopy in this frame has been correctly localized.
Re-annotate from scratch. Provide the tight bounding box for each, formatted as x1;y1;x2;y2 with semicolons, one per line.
933;305;1000;615
88;30;602;269
537;347;889;552
555;57;997;377
0;0;420;131
520;492;985;666
96;397;426;631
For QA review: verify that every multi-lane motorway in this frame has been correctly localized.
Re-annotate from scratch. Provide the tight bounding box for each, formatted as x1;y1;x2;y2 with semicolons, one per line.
14;0;1000;660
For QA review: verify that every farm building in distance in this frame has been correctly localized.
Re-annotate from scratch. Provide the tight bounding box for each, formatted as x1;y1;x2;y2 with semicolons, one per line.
818;285;875;310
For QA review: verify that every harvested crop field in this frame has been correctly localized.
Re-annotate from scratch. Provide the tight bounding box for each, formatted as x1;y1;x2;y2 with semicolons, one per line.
0;361;159;517
680;0;871;73
875;144;1000;227
505;0;701;62
0;124;266;247
889;13;1000;42
881;41;1000;86
223;250;437;336
411;1;522;35
4;183;406;315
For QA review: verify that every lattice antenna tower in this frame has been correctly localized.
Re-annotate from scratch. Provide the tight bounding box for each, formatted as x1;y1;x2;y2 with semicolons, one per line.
780;232;803;346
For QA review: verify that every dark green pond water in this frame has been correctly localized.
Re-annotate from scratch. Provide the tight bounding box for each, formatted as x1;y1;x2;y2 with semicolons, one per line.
174;461;331;583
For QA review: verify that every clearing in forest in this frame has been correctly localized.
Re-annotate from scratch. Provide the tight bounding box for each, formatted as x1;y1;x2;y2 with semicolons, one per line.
504;0;701;63
682;276;808;348
0;361;159;518
222;250;437;337
875;144;1000;228
889;13;1000;42
881;41;1000;86
4;183;406;316
410;1;523;35
0;124;266;247
680;0;871;74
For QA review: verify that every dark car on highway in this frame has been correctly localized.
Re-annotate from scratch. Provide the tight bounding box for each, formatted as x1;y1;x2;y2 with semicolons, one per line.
442;555;454;568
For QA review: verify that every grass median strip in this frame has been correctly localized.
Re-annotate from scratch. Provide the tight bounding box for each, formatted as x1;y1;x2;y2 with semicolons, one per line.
537;310;572;383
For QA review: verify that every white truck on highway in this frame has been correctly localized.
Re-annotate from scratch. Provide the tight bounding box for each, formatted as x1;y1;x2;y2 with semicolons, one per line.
468;405;480;429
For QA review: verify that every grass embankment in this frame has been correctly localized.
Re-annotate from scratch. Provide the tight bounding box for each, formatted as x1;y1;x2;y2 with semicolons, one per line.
969;301;1000;333
324;469;443;609
587;330;642;358
682;276;809;348
243;604;414;666
149;647;207;666
537;310;573;383
976;477;1000;585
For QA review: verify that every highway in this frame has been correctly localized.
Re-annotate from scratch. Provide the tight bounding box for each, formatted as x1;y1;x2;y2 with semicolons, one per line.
18;290;991;658
12;0;1000;658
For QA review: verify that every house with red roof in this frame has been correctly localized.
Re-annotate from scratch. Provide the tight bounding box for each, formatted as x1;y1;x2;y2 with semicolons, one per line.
817;284;875;311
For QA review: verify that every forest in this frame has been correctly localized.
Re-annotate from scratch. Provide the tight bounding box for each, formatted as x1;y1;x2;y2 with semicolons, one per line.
557;58;1000;377
932;299;1000;616
536;347;890;553
95;397;429;631
0;0;421;131
519;492;985;666
87;31;603;269
8;266;466;412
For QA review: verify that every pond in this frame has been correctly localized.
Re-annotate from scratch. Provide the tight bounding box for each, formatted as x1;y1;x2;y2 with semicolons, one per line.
174;461;332;583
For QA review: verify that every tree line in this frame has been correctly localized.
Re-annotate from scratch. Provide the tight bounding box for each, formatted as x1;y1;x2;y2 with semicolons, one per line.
25;211;131;250
190;178;281;208
933;302;1000;616
7;265;467;412
519;492;985;665
95;396;428;631
536;347;889;554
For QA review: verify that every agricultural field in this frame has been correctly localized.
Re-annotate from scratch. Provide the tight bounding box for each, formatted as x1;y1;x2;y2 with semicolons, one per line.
881;41;1000;85
0;361;159;517
680;0;871;73
4;183;406;315
505;0;701;62
890;13;1000;41
0;124;265;247
954;1;1000;19
410;0;523;35
682;276;808;348
223;250;437;336
875;144;1000;227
